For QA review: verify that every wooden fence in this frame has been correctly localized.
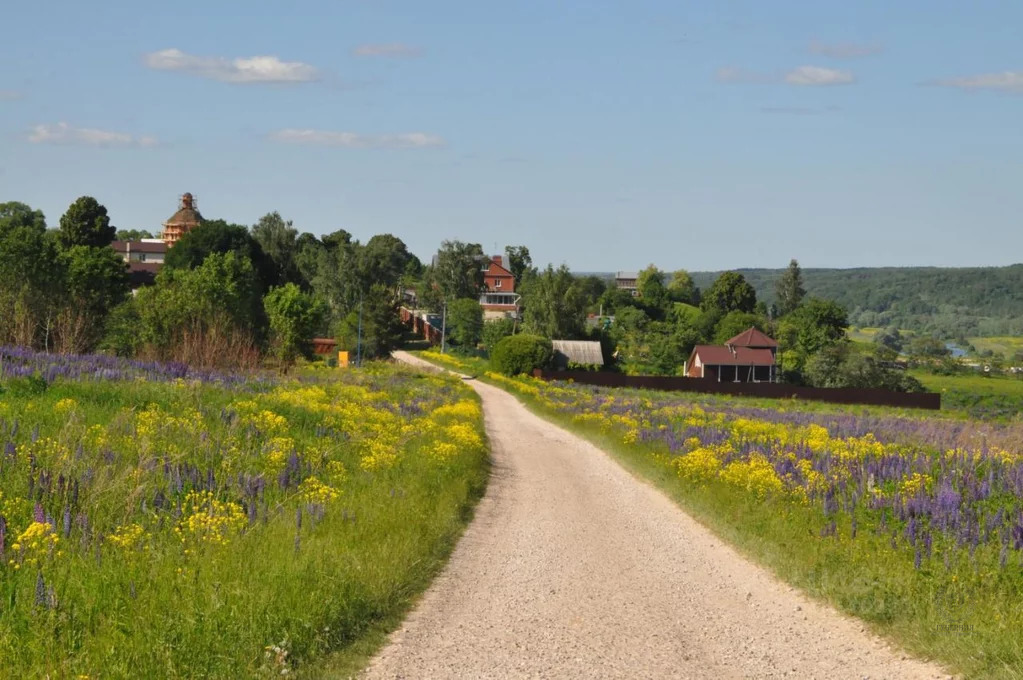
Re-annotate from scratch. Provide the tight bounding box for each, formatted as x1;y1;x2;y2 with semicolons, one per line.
531;369;941;410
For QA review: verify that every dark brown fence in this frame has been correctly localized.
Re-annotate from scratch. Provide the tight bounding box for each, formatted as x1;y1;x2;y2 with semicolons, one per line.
531;370;941;410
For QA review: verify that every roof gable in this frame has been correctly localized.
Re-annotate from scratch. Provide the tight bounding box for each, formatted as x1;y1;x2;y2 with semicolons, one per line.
485;257;514;278
725;327;778;348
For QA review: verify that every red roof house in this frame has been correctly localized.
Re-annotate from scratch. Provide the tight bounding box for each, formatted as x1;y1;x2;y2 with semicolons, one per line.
685;327;778;382
480;255;520;319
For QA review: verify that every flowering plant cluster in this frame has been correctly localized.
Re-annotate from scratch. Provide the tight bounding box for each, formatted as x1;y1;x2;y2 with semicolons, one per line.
0;351;486;677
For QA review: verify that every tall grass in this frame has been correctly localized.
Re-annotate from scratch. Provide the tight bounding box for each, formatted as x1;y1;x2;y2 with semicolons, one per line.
0;357;487;677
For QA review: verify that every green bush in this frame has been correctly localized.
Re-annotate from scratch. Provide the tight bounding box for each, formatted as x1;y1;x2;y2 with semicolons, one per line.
490;334;553;376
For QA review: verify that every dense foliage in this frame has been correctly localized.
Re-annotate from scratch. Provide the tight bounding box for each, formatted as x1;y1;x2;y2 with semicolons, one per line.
690;265;1023;338
490;334;553;376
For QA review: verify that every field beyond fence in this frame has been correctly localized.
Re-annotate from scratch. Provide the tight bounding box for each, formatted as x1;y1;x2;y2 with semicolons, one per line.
531;370;941;410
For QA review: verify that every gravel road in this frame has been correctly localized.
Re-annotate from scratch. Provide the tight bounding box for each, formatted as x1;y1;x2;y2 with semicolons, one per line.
364;352;951;679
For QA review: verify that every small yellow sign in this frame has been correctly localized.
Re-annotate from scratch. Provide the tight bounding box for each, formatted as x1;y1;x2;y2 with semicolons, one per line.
338;351;350;368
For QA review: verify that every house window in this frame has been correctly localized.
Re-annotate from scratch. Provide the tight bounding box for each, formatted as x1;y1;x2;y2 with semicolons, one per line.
139;253;147;262
495;279;502;288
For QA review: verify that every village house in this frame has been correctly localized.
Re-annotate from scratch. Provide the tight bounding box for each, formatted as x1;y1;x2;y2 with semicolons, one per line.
685;327;778;383
615;271;639;296
480;254;521;319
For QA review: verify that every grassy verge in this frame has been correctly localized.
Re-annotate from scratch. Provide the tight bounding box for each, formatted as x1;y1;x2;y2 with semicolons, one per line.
415;350;1023;678
0;353;488;677
912;370;1023;421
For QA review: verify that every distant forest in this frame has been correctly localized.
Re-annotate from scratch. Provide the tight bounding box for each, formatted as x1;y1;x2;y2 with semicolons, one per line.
688;266;1023;339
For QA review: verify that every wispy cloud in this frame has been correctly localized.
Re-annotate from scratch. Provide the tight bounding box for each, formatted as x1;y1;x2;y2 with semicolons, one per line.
809;40;883;59
928;71;1023;94
269;129;445;149
352;43;423;58
784;66;855;86
144;48;318;83
717;65;855;86
0;90;21;101
28;122;158;147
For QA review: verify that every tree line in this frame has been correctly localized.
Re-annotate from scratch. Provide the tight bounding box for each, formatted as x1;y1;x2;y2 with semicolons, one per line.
0;196;923;390
689;265;1023;340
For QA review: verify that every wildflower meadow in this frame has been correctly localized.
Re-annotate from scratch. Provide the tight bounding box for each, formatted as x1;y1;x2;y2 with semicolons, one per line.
420;350;1023;677
0;348;487;677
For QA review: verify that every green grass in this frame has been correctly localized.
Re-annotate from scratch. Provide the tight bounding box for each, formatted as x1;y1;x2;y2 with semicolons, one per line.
912;370;1023;421
0;362;488;677
967;336;1023;361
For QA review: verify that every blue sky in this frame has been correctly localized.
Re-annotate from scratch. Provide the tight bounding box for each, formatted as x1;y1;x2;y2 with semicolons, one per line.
1;0;1021;271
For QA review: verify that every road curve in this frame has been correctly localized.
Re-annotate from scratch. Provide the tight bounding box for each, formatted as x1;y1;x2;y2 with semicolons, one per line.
364;352;950;679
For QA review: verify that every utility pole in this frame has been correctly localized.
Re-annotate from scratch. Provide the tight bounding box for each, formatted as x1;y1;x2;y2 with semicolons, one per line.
356;292;363;367
440;299;447;353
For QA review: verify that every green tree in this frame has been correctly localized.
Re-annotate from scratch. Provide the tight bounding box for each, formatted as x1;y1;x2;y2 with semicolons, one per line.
505;245;535;284
136;251;263;355
165;219;275;290
0;201;47;235
263;283;327;371
446;298;484;347
252;212;301;286
522;265;586;339
0;205;60;348
115;229;154;240
667;270;697;305
490;334;553;376
361;234;414;294
482;318;516;352
334;284;404;361
60;246;130;318
637;265;668;308
713;311;765;345
431;240;485;301
775;259;806;316
873;326;904;353
700;271;757;315
786;298;848;356
58;196;116;248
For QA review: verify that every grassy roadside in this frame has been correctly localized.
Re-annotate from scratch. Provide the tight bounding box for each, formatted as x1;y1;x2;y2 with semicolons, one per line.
0;355;489;677
414;350;1022;678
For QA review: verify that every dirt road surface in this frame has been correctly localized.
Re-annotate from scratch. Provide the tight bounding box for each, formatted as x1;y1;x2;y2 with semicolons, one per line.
364;352;951;679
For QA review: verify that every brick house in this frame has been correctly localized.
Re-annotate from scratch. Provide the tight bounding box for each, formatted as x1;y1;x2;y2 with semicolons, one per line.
480;255;520;319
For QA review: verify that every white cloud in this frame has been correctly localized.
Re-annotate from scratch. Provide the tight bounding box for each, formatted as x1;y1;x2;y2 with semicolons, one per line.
809;40;883;59
930;71;1023;94
269;129;445;149
352;43;423;58
717;65;855;86
784;66;855;86
28;122;158;147
144;48;318;83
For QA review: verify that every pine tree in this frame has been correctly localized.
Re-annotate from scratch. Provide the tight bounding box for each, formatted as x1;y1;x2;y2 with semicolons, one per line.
775;259;806;316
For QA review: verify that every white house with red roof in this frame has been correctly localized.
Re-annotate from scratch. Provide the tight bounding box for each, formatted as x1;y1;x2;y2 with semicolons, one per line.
685;327;778;383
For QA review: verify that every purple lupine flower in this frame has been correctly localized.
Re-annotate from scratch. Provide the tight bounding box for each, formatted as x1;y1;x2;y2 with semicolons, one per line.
34;572;46;608
33;503;45;524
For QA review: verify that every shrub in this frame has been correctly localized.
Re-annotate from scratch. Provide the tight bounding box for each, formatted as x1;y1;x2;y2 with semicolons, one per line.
490;334;553;376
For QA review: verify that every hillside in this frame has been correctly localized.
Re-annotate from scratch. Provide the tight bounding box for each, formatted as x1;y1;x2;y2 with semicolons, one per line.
686;265;1023;338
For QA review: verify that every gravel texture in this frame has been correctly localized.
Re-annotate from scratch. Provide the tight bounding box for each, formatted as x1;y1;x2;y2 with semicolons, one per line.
364;353;953;679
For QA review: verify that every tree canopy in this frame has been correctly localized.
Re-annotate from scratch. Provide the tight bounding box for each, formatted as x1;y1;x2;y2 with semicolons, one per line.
59;196;116;248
